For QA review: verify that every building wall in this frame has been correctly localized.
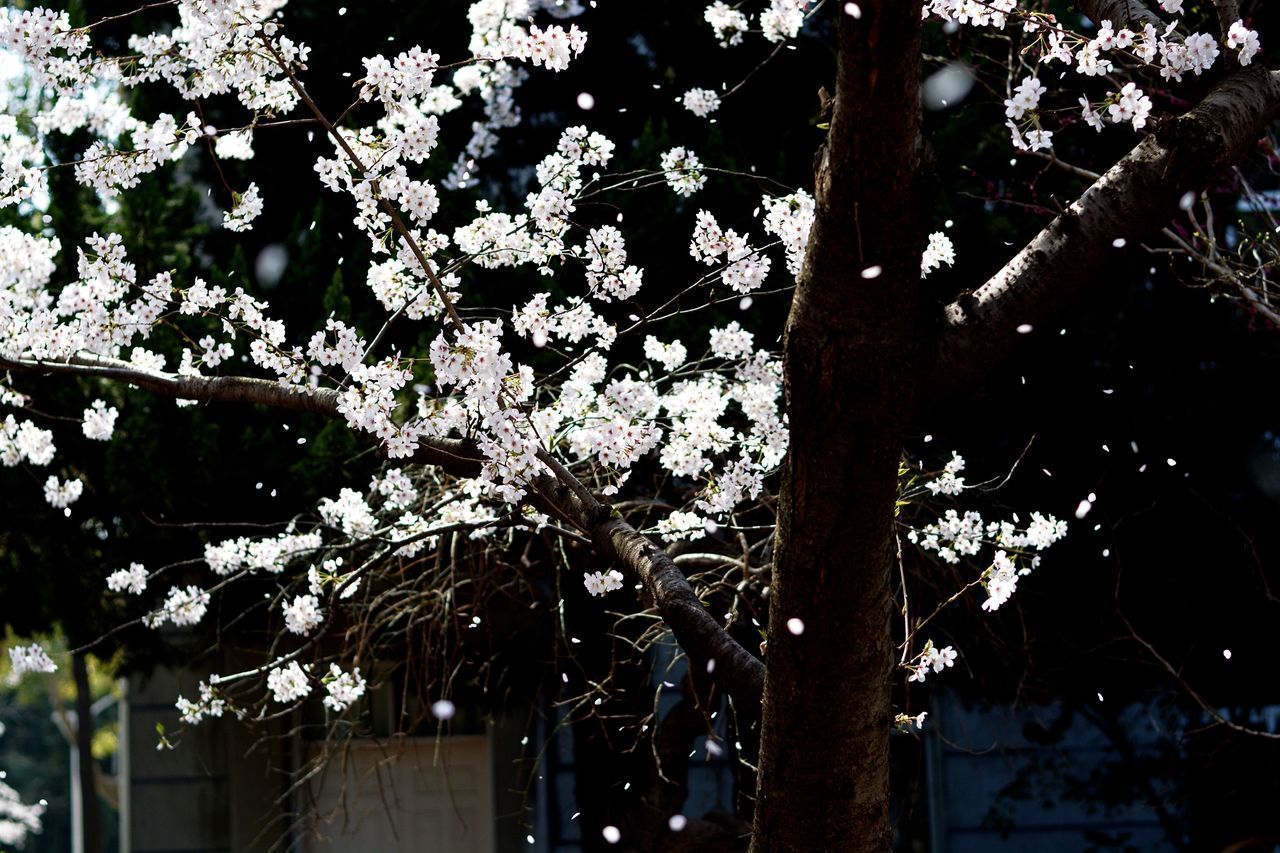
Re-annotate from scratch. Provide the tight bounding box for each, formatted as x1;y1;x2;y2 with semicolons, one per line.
303;737;494;852
126;667;284;853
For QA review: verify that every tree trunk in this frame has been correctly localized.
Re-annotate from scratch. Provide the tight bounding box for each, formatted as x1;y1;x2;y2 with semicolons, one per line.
72;652;102;853
751;4;924;851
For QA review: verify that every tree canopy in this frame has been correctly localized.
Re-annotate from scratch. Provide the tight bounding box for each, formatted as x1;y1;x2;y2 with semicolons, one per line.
2;1;1280;850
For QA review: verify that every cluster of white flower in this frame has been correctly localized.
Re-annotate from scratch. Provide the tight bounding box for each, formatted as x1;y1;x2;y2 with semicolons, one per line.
0;416;56;467
75;113;201;197
511;22;587;71
81;400;119;441
0;226;59;320
982;549;1021;611
367;253;456;322
144;585;211;629
337;360;424;457
1004;76;1045;121
1227;20;1261;66
371;468;419;511
446;62;524;187
1006;121;1053;154
204;530;324;576
582;225;644;301
906;641;957;683
1156;29;1220;81
907;472;1068;614
1002;74;1052;149
760;0;814;43
697;454;767;515
124;2;303;111
444;2;590;185
223;183;264;232
660;147;707;197
920;232;956;277
643;336;688;372
924;452;966;495
175;681;226;725
0;115;46;207
760;191;815;278
307;557;364;601
43;475;83;509
266;660;312;703
909;506;1067;567
322;663;367;712
453;208;534;269
107;563;148;595
359;45;441;105
909;508;985;563
583;569;625;597
0;770;45;848
709;322;754;360
704;2;749;47
514;296;614;355
989;512;1069;551
1107;82;1154;130
689;211;772;294
7;642;56;676
0;6;89;91
656;511;713;542
682;88;721;118
922;0;1017;30
427;320;549;502
318;488;380;538
703;0;813;46
282;594;325;635
214;128;254;160
929;4;1261;154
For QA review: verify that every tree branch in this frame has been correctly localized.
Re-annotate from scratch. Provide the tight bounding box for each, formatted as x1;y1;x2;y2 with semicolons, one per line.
1075;0;1163;30
2;352;766;704
530;470;766;704
0;354;340;415
1211;0;1241;38
935;66;1280;393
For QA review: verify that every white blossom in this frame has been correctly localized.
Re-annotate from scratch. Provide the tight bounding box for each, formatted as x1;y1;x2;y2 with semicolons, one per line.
175;681;226;725
223;183;263;232
704;2;749;47
920;232;955;277
43;475;83;509
282;594;324;635
81;400;119;441
145;585;211;628
1227;21;1261;66
322;663;367;712
660;147;707;197
682;87;721;117
107;563;148;595
1107;83;1153;130
266;660;312;703
583;569;624;597
8;643;56;676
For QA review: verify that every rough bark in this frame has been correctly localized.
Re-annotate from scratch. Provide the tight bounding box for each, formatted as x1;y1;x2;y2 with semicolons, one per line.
750;3;924;851
936;67;1280;394
0;354;340;415
536;471;766;705
72;653;102;853
1076;0;1164;29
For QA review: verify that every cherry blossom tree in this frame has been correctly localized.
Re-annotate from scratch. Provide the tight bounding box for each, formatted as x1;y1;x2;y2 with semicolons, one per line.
0;0;1277;850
